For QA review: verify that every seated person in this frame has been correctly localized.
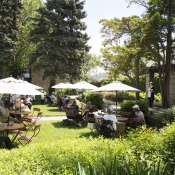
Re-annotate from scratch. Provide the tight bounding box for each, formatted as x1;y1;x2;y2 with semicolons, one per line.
103;106;118;132
24;95;33;110
82;101;91;117
86;106;98;129
69;100;83;126
65;99;72;109
1;94;7;103
0;101;18;123
129;104;146;127
0;136;13;150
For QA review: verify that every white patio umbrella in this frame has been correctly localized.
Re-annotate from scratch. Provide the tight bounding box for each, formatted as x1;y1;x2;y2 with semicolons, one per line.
17;80;43;89
72;81;98;90
72;81;98;100
0;77;43;94
0;77;44;125
51;82;74;89
92;81;141;111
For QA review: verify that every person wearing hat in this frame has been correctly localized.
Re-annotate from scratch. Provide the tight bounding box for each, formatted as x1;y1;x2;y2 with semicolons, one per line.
129;104;146;127
148;82;154;107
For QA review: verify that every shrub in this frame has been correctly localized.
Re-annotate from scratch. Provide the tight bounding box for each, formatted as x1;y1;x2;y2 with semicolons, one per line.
154;106;175;123
120;100;149;115
1;122;175;174
85;93;103;108
75;158;173;175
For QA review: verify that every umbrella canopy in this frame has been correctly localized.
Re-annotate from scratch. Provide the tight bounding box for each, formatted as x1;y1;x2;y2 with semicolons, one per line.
17;80;43;89
0;77;43;95
51;82;74;89
92;81;141;92
92;81;141;111
72;81;98;90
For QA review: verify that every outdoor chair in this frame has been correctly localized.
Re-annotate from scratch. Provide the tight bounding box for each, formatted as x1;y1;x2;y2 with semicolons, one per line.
26;107;41;117
115;122;127;138
10;129;26;143
128;118;144;128
121;112;131;118
98;119;115;139
18;124;41;147
21;112;42;130
84;116;97;135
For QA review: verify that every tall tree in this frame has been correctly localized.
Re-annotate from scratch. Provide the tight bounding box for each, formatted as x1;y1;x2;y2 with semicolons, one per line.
8;0;44;79
130;0;175;107
30;0;90;83
0;0;23;78
100;16;146;96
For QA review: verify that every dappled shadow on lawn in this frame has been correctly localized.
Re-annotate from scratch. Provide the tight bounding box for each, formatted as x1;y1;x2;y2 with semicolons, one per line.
47;108;59;112
52;121;85;130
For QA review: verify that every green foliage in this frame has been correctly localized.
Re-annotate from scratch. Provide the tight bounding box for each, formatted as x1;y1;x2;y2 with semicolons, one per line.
120;100;149;115
75;159;173;175
102;92;135;102
0;0;23;78
30;0;90;80
85;93;103;108
161;122;175;172
154;106;175;123
1;122;175;174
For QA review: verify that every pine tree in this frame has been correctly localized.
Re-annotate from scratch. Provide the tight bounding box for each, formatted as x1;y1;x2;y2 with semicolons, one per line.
0;0;23;78
30;0;90;81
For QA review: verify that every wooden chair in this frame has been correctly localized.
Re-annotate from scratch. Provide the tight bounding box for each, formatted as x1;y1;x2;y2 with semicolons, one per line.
25;107;41;118
21;112;42;129
84;116;97;134
18;124;41;147
128;118;144;128
121;112;131;117
115;122;127;138
10;129;26;143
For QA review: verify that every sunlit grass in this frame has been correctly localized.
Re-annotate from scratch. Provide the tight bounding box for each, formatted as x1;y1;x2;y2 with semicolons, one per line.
32;103;66;116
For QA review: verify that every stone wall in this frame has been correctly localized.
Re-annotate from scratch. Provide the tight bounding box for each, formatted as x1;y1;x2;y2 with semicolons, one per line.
31;67;69;92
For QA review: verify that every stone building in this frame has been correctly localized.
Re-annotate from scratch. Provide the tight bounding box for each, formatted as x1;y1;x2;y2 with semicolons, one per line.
24;66;69;92
145;60;175;104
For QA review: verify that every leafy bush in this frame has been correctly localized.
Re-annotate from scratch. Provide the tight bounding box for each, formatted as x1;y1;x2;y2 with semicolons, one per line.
120;100;149;115
154;106;175;123
85;93;103;108
1;122;175;174
75;158;173;175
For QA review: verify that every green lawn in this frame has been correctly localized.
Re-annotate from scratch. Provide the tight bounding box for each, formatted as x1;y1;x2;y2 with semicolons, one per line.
34;120;95;142
32;103;66;116
10;120;95;148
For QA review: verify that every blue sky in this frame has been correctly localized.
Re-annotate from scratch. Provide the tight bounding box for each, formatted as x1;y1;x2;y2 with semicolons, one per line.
83;0;146;55
42;0;146;55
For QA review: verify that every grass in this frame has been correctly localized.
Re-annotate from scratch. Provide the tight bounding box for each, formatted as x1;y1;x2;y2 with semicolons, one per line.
32;103;66;116
35;120;95;142
9;120;96;148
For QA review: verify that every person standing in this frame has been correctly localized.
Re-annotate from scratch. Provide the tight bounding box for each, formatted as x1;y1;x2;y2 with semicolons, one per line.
148;82;154;107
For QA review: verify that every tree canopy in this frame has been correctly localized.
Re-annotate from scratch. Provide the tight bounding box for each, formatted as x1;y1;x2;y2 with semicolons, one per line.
100;16;146;91
30;0;90;81
0;0;23;78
